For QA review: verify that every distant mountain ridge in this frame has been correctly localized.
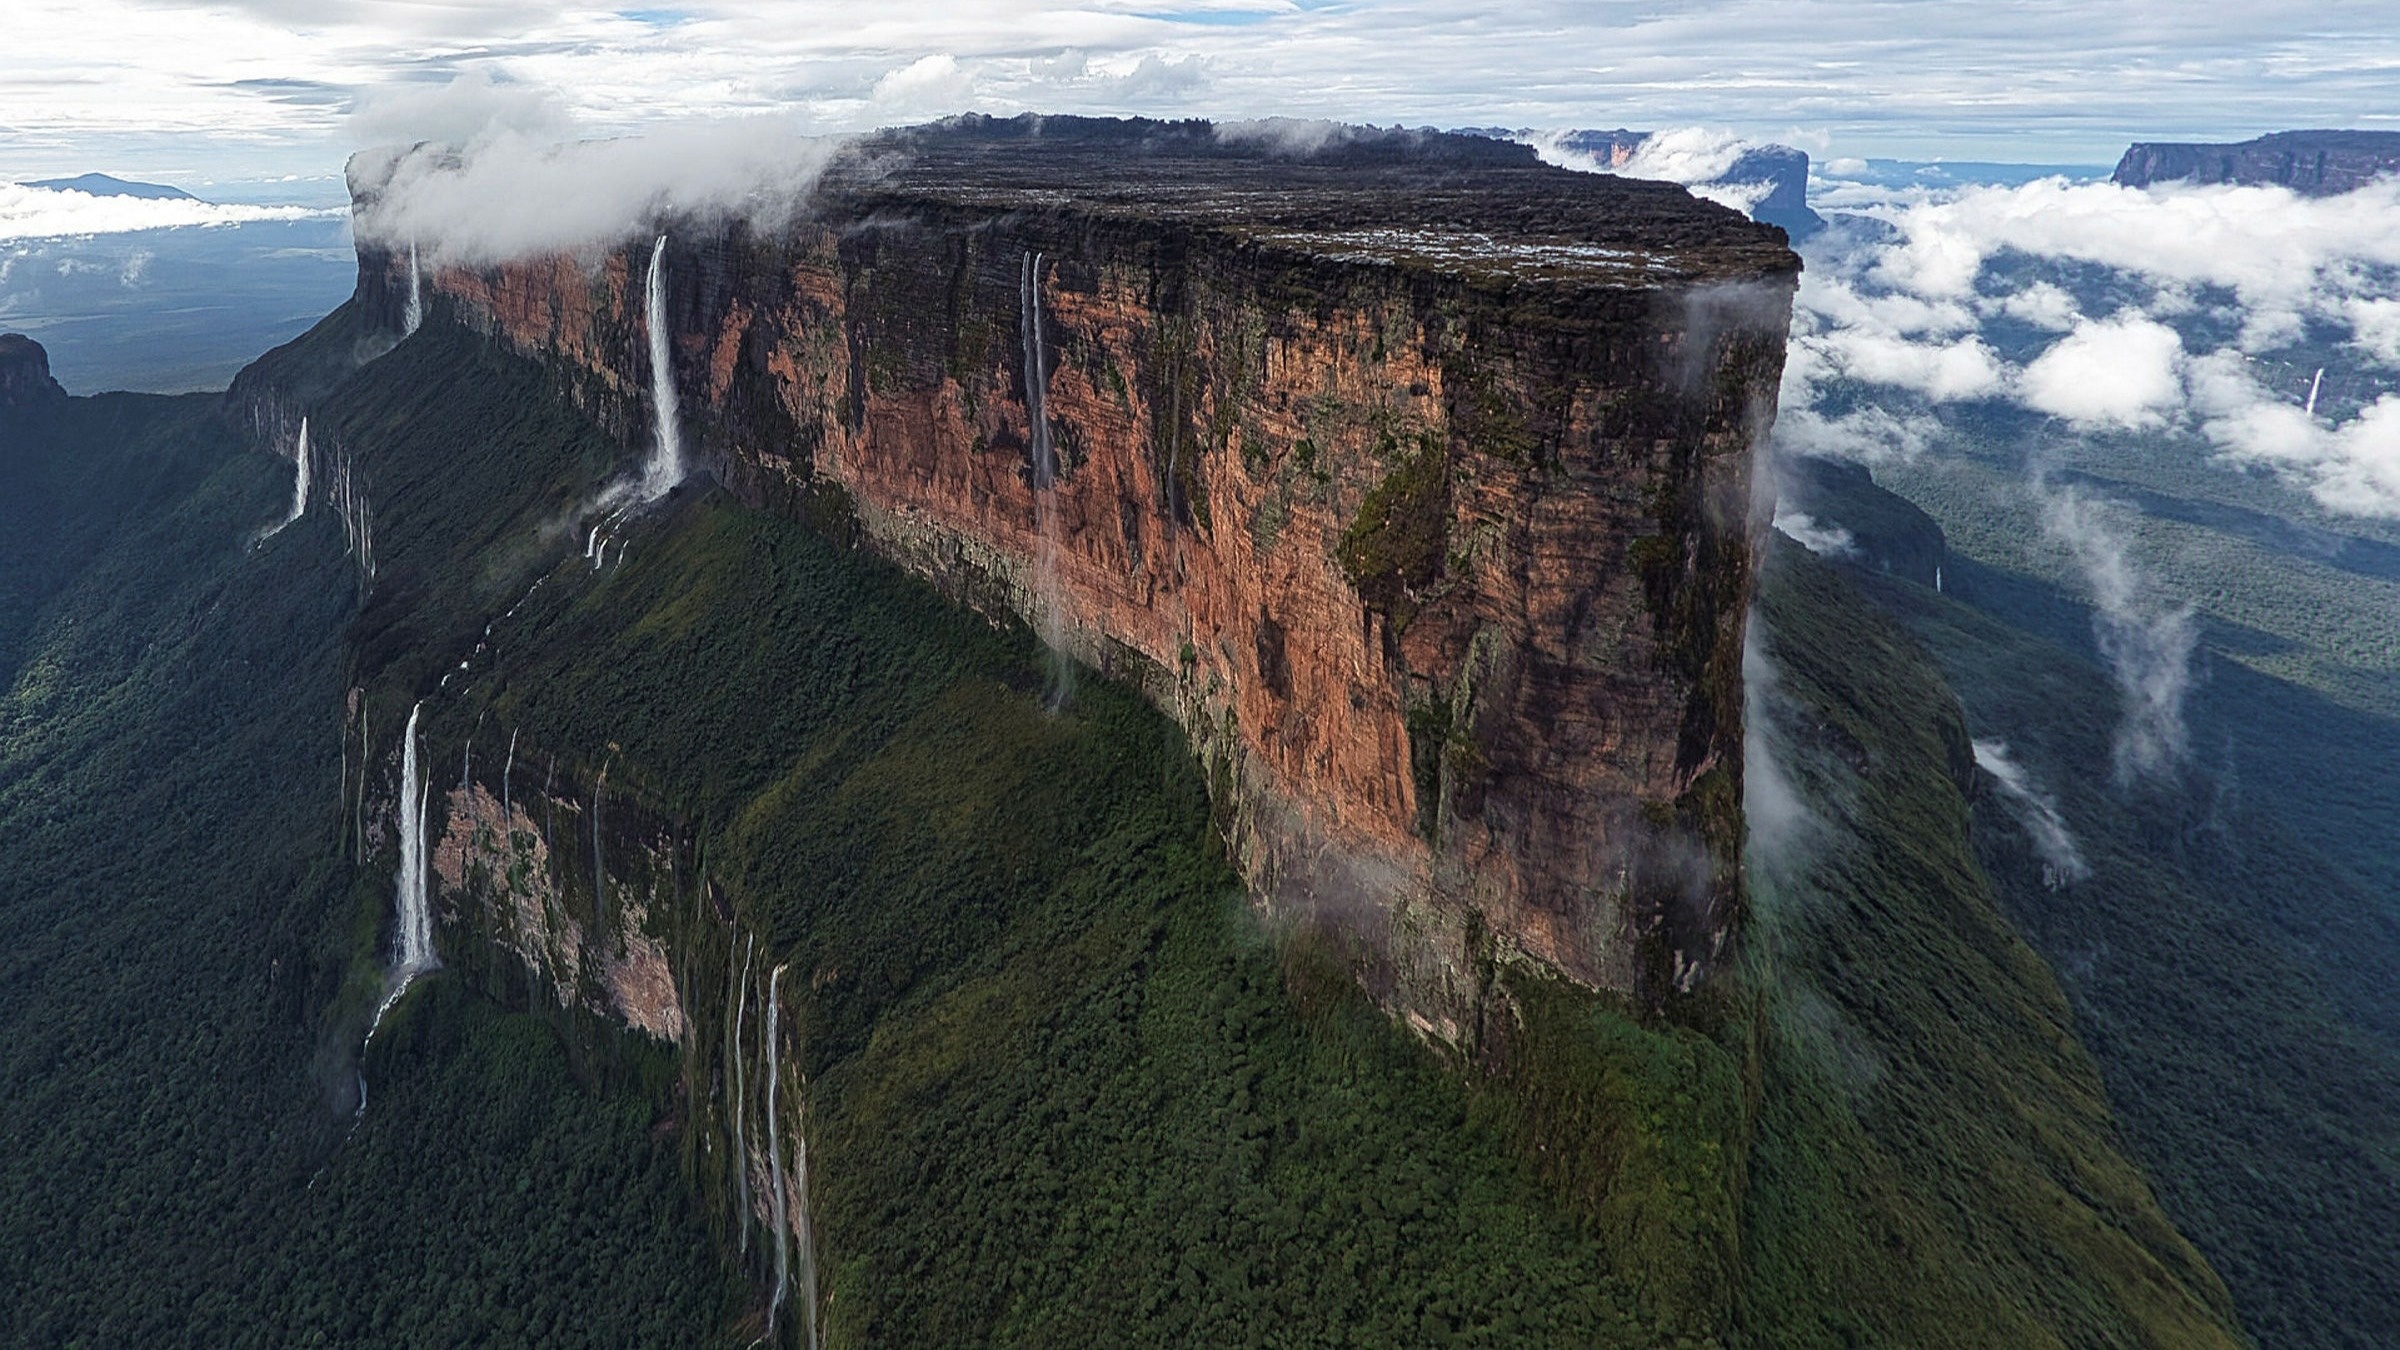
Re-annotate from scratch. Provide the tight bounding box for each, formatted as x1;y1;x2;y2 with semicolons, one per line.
2112;130;2400;194
22;172;198;201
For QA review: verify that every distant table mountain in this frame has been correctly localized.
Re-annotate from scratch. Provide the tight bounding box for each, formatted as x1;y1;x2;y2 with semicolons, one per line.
2112;130;2400;194
22;172;199;201
1459;126;1823;239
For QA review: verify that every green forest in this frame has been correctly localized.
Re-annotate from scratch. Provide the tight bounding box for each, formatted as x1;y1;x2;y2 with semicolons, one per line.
0;307;2262;1345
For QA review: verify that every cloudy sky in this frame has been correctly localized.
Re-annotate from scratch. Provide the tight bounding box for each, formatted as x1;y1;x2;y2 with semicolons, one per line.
7;0;2400;192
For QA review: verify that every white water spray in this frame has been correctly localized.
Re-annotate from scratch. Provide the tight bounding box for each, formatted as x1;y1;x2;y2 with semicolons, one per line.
2307;366;2325;418
1020;250;1073;710
793;1096;820;1350
641;235;684;499
367;701;437;1041
1019;251;1056;489
765;964;793;1338
403;242;423;337
285;418;311;526
729;935;753;1255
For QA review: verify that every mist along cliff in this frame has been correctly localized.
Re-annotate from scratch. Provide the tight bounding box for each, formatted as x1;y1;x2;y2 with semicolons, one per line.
350;116;1800;1031
2112;129;2400;193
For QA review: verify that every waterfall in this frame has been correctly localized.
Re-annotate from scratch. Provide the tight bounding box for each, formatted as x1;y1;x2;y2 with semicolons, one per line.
1019;250;1057;487
589;769;609;930
2307;366;2325;417
794;1096;820;1350
257;417;312;542
393;701;436;977
1021;249;1072;710
729;935;753;1255
764;964;793;1338
641;235;684;499
367;701;436;1041
500;729;517;815
403;243;423;336
285;418;311;526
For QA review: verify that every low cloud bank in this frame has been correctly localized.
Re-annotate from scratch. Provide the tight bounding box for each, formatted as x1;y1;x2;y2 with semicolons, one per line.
0;183;326;241
1528;125;1788;215
348;73;844;267
1757;170;2400;518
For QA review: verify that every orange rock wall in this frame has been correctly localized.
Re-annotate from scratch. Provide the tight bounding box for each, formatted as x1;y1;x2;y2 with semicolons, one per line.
366;210;1791;1026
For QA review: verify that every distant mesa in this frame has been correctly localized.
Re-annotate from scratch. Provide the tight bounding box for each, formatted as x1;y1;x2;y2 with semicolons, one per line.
1557;130;1823;238
0;333;67;407
1460;127;1823;239
23;172;199;201
2111;130;2400;194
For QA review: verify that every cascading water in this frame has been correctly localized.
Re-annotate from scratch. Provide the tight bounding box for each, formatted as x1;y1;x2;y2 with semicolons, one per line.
403;242;423;337
1019;250;1056;489
793;1094;820;1350
2308;366;2325;417
641;235;684;500
1020;249;1073;710
764;964;793;1339
729;935;753;1255
367;701;436;1043
285;418;311;526
256;417;312;543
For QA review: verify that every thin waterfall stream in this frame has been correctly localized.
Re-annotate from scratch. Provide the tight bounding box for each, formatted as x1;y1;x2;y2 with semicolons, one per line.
1021;249;1072;710
403;242;423;337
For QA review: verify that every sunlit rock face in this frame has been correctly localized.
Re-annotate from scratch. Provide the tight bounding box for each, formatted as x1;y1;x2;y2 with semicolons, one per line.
0;334;66;407
2113;130;2400;194
349;115;1799;1034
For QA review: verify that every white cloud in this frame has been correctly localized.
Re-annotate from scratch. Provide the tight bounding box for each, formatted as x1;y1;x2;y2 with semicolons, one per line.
1808;327;2006;401
871;53;973;112
1862;177;2400;330
1771;404;1940;466
1616;126;1758;184
0;182;326;241
1989;280;2079;331
11;1;2400;188
1971;738;2089;887
1772;509;1855;557
2348;297;2400;367
354;112;843;266
348;68;572;148
2039;484;2198;784
2196;350;2400;517
2017;315;2185;429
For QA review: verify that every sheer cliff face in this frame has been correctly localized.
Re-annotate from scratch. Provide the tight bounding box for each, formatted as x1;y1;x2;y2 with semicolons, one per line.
352;122;1797;1028
0;334;67;407
2113;130;2400;194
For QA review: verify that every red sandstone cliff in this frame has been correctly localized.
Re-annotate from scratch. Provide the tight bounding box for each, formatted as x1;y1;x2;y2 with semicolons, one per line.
348;118;1798;1030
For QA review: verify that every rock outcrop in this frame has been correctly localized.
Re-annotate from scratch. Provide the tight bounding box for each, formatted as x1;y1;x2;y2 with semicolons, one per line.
2112;130;2400;194
349;115;1798;1027
0;334;66;407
